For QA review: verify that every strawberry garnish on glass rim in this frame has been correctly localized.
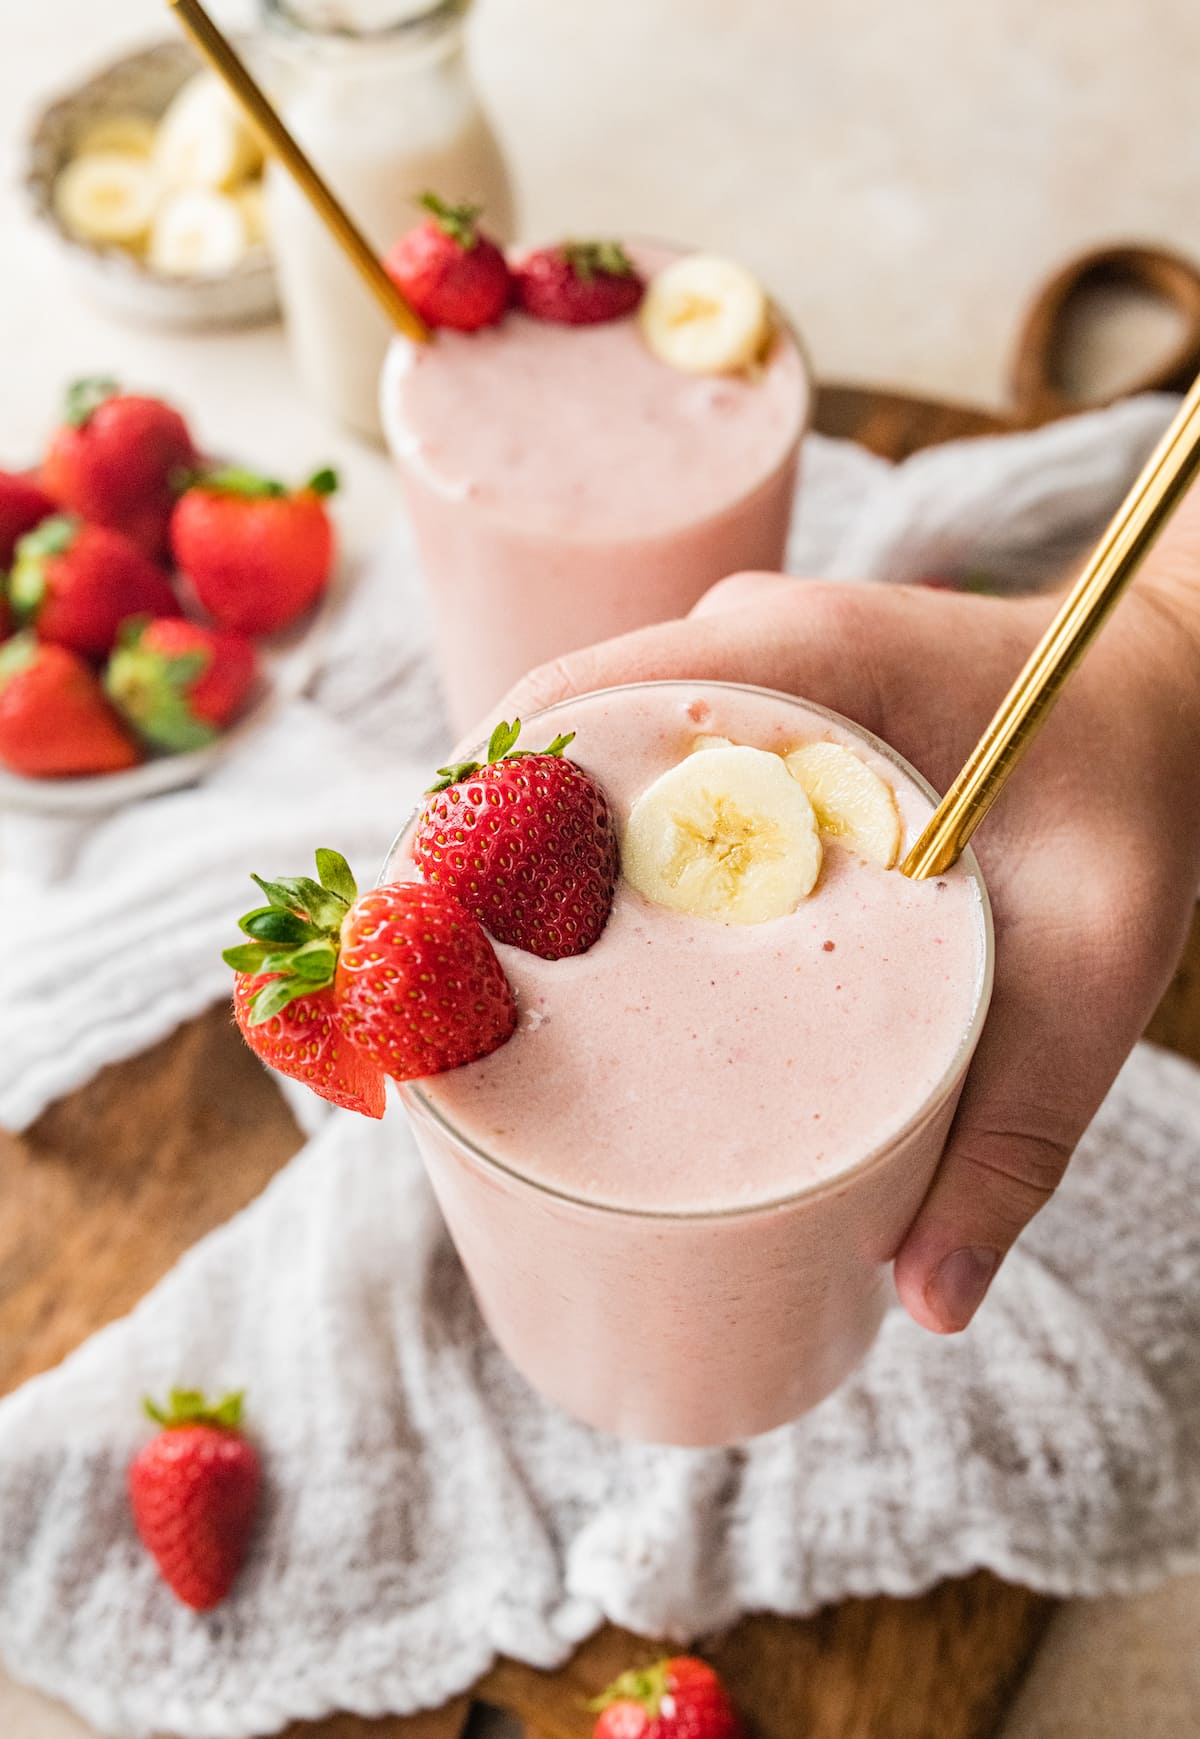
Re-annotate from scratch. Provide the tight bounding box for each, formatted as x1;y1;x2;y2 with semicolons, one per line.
514;239;645;325
224;849;517;1112
416;717;620;960
385;190;511;332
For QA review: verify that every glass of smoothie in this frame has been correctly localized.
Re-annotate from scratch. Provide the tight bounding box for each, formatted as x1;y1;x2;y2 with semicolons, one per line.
386;680;993;1447
380;246;811;732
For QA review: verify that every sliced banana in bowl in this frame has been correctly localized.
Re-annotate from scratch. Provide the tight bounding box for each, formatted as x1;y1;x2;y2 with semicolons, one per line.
148;188;251;278
53;151;158;248
623;744;822;924
27;38;278;330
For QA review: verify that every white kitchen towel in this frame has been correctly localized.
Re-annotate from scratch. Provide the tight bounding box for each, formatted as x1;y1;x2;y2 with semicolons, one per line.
0;1041;1197;1739
1;393;1196;1739
0;392;1178;1131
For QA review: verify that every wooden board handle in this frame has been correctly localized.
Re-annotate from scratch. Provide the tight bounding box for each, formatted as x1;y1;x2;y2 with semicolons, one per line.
1010;242;1200;423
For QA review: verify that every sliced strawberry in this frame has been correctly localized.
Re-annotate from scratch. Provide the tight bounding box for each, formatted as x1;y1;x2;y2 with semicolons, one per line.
232;975;385;1118
385;191;511;331
0;635;140;777
106;616;258;751
415;717;619;959
335;881;517;1077
224;849;515;1108
513;241;644;325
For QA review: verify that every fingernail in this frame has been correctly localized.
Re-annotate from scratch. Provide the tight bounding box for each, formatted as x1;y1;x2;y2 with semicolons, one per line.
926;1246;1000;1332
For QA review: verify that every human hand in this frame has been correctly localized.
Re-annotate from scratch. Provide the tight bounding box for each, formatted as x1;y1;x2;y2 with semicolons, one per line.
495;540;1200;1333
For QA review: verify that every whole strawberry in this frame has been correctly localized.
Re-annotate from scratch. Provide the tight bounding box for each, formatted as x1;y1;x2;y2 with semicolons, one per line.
106;616;258;751
591;1657;744;1739
225;848;516;1104
385;191;510;331
415;718;619;960
129;1389;261;1611
10;515;179;660
0;468;56;566
514;241;645;325
171;466;337;636
0;635;140;777
43;378;198;561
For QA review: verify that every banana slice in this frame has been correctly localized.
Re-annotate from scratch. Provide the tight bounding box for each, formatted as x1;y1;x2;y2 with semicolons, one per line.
638;254;769;375
154;73;263;191
623;744;822;924
690;733;734;754
75;113;158;158
785;742;901;868
54;152;157;247
147;188;249;277
236;179;268;247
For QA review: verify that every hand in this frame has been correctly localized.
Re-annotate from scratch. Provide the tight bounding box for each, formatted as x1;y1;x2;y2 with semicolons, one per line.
495;540;1200;1333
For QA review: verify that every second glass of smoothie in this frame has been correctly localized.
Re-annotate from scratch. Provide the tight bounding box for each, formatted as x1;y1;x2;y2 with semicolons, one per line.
387;680;993;1446
381;246;811;730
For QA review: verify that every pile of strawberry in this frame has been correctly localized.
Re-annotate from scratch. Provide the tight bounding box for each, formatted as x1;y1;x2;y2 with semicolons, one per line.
386;190;646;330
226;718;620;1115
0;377;337;779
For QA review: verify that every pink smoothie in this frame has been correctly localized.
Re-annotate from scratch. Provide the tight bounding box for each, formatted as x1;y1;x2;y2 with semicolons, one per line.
393;682;992;1444
381;247;810;731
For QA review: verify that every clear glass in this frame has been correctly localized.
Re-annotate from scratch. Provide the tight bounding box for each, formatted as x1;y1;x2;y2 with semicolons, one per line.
380;259;813;733
260;0;514;440
385;681;994;1447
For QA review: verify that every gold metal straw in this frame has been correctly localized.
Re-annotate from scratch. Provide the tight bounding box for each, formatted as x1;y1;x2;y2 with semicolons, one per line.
167;0;430;345
901;369;1200;878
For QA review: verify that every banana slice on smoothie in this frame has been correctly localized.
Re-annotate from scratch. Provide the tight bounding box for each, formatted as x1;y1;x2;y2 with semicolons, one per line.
785;742;901;868
54;151;157;247
623;744;821;923
639;255;769;374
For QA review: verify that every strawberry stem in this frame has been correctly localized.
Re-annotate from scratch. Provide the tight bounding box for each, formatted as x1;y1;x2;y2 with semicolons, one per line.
562;240;636;281
199;466;289;500
223;849;359;1024
143;1388;245;1431
64;376;119;428
425;720;577;792
587;1661;669;1715
418;189;482;249
307;466;339;498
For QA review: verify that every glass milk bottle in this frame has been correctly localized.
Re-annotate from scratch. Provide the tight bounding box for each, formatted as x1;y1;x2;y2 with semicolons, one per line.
261;0;514;440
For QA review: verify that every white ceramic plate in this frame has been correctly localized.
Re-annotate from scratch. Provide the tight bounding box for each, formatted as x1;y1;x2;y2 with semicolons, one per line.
0;559;350;815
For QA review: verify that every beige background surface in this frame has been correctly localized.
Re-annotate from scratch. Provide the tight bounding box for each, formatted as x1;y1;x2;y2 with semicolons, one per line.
2;1;1198;1733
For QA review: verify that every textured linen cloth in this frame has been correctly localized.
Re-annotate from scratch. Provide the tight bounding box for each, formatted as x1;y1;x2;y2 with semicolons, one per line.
2;395;1198;1739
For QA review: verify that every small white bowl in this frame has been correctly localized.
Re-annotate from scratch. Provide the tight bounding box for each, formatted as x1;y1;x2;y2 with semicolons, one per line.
26;37;279;332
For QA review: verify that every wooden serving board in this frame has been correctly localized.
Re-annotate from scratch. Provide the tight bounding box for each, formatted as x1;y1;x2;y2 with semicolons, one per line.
4;381;1196;1739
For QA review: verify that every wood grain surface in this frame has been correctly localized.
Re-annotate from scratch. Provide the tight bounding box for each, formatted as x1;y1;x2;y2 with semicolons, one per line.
5;382;1194;1739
